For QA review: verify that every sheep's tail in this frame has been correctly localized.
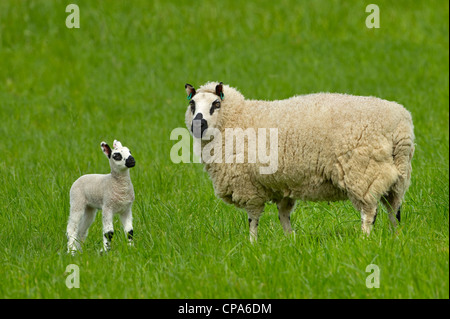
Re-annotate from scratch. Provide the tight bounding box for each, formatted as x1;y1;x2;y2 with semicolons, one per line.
391;117;415;197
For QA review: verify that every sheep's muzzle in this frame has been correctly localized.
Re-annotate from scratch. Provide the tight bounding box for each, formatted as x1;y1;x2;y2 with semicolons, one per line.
191;113;208;138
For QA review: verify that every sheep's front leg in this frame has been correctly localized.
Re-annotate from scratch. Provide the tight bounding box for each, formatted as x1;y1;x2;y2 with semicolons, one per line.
246;207;264;243
120;208;133;246
102;208;114;252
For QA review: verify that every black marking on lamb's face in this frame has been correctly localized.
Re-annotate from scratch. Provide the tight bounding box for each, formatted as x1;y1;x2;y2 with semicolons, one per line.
125;155;136;168
189;100;195;114
209;99;221;115
112;153;123;161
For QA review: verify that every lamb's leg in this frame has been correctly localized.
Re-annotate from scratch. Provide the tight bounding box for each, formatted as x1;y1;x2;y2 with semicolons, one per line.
277;197;296;234
77;207;97;242
67;206;84;254
102;208;114;252
246;206;264;243
119;208;133;245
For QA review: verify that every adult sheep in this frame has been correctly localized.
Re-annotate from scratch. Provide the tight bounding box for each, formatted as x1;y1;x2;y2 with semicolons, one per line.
184;82;415;242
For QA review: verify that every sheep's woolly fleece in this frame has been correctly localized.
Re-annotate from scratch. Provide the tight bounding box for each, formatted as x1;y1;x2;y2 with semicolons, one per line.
185;82;415;225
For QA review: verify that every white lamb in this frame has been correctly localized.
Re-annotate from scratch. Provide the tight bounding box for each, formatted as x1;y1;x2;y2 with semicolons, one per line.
67;140;136;254
184;82;415;242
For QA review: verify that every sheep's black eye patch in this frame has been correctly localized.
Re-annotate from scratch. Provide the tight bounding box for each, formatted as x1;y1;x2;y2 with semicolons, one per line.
210;100;221;115
112;153;122;161
189;100;195;114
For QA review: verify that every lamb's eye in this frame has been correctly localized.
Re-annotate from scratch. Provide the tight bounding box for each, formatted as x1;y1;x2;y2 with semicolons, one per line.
210;100;221;115
112;153;122;161
189;100;195;114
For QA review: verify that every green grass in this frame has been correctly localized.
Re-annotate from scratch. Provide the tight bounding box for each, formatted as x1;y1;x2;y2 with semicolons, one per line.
0;0;448;298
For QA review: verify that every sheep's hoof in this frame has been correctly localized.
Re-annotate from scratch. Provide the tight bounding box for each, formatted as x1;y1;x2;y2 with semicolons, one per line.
287;230;296;241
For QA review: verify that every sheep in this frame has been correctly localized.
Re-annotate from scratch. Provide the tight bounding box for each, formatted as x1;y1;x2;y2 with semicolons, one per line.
184;82;415;242
67;140;136;254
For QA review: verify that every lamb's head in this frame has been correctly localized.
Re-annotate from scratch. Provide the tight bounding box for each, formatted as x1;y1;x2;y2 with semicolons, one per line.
185;82;225;139
101;140;135;172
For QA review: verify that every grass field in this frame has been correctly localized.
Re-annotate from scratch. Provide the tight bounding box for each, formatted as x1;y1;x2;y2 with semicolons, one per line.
0;0;448;299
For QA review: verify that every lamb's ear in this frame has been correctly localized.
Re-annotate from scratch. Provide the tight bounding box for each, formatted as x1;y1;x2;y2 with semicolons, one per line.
101;142;112;159
215;82;224;100
113;140;122;149
185;83;196;100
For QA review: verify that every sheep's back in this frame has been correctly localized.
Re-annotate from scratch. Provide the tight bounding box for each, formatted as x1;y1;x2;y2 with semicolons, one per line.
241;93;413;201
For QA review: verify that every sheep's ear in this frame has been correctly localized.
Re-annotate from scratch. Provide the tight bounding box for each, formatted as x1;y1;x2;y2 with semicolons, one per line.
185;83;196;100
215;82;224;100
101;142;112;159
113;140;122;149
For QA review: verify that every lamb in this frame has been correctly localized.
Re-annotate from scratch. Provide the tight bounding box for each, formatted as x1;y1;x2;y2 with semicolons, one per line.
67;140;136;254
184;82;415;242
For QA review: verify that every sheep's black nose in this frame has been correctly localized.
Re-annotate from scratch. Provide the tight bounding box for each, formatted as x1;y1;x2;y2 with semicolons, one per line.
125;156;135;168
191;113;208;138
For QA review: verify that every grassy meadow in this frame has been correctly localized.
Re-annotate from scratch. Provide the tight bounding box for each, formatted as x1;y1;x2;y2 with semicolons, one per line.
0;0;448;298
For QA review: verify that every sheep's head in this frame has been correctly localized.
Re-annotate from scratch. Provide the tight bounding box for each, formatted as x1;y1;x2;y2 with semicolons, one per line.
185;82;224;139
101;140;135;172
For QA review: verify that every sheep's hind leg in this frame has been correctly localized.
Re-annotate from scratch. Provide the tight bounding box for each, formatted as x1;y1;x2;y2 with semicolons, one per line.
381;191;403;229
360;205;378;235
349;197;378;236
277;197;296;235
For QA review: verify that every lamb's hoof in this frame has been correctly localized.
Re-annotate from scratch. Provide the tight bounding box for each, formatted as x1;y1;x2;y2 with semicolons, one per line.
67;245;81;256
67;250;78;256
99;247;111;255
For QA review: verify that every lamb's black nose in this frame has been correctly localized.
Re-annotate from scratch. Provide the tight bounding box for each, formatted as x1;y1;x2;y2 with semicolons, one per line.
191;113;208;138
125;156;135;168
